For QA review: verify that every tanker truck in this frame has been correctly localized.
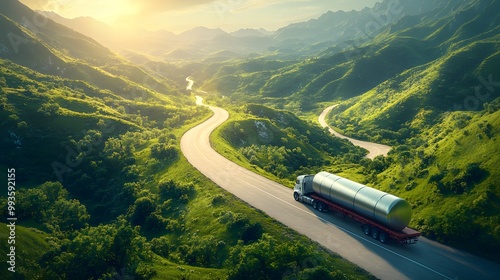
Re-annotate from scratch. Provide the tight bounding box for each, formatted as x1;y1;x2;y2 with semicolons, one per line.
293;171;420;244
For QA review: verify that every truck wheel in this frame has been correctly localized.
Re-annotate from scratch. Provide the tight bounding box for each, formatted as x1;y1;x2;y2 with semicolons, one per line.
312;201;318;209
362;225;370;235
318;203;324;212
294;192;299;201
379;232;388;243
371;228;379;240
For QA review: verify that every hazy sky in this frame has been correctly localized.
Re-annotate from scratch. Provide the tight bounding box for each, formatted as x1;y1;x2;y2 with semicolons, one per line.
20;0;380;33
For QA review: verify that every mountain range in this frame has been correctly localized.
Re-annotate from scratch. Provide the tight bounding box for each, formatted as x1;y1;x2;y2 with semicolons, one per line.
0;1;380;279
42;0;458;62
1;0;500;277
195;0;500;261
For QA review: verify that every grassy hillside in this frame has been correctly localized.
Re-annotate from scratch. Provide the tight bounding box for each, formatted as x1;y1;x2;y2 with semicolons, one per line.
195;0;500;263
348;102;500;261
211;103;366;185
0;222;50;276
321;0;500;261
0;59;201;187
199;0;499;111
0;1;376;279
0;1;183;103
0;74;374;278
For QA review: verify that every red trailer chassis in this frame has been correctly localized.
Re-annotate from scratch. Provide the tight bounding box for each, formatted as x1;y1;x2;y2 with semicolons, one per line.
309;193;420;245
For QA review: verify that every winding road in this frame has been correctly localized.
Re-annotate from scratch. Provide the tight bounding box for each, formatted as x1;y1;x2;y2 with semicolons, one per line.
186;77;194;90
319;105;391;159
180;97;500;280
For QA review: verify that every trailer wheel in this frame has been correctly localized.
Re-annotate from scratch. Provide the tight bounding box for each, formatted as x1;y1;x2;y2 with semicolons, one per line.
379;232;388;244
318;202;325;212
371;228;379;240
312;201;318;209
362;225;370;235
294;192;299;201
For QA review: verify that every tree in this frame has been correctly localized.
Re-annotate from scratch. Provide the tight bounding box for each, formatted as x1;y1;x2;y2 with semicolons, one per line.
38;102;61;116
158;180;194;202
130;197;156;226
49;199;90;232
42;220;152;279
41;181;68;203
17;187;49;221
150;143;178;160
226;234;317;280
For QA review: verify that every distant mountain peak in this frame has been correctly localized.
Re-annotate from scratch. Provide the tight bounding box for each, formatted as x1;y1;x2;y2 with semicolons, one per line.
230;28;273;38
178;26;228;41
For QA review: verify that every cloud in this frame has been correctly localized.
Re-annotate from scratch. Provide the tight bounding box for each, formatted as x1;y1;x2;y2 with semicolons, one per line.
136;0;217;14
19;0;56;10
20;0;76;15
20;0;379;33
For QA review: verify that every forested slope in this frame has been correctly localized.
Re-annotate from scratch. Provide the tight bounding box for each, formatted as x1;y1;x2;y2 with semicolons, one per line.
0;1;375;278
204;0;500;262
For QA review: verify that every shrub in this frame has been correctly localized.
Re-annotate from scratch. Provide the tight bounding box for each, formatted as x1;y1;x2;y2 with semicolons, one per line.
150;143;178;160
158;180;195;203
130;197;156;226
38;102;61;116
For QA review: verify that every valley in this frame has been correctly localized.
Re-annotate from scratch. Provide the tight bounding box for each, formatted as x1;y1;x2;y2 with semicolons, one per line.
182;97;500;279
319;104;392;159
1;0;500;279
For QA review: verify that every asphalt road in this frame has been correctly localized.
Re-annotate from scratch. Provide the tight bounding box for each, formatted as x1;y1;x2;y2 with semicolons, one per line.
319;105;392;159
180;97;500;280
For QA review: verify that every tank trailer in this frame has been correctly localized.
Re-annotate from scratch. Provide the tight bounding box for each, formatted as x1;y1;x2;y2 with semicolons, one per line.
293;171;420;244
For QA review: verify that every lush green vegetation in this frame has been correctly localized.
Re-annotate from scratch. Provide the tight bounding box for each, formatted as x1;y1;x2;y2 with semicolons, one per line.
346;100;500;261
210;103;366;185
200;0;500;263
2;0;500;278
317;0;500;261
0;2;377;279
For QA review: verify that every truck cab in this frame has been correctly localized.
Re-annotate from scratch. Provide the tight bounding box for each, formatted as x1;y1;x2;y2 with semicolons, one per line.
293;175;314;204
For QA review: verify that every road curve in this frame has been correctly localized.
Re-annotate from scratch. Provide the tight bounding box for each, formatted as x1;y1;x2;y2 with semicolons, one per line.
319;105;391;159
181;97;500;280
186;77;195;91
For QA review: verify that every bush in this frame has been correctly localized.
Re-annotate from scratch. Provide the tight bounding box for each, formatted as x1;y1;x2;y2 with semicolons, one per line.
424;205;479;246
14;182;89;233
437;163;488;194
150;143;178;160
38;102;61;116
177;235;227;267
41;220;152;279
130;197;156;226
158;180;194;203
226;234;317;280
151;236;171;258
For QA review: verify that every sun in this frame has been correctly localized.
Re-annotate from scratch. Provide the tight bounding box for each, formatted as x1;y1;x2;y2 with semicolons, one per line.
20;0;140;26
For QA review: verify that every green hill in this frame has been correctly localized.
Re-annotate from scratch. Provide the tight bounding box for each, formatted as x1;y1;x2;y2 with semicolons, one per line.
196;0;500;262
0;1;376;279
0;223;50;276
212;104;366;183
199;0;499;109
353;102;500;260
1;0;182;102
322;0;500;261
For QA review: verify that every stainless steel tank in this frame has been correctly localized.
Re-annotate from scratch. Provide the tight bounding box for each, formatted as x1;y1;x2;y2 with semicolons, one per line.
312;171;411;231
